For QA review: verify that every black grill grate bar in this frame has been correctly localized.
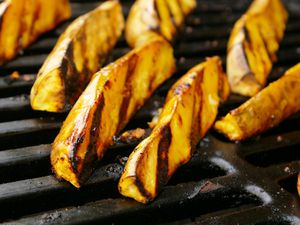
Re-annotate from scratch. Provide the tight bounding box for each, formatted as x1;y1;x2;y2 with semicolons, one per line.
1;175;262;225
263;161;300;181
0;144;50;167
0;130;299;221
239;130;300;156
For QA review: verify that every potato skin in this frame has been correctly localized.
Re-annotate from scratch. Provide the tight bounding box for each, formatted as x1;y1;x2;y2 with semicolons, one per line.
215;63;300;141
227;0;288;97
125;0;196;47
30;1;124;112
118;57;229;203
0;0;71;65
51;37;176;188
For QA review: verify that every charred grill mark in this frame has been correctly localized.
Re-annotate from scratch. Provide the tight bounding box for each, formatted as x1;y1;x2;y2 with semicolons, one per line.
117;54;138;132
148;55;158;92
258;25;273;63
241;26;254;75
243;26;251;43
60;40;81;107
176;0;183;14
192;69;203;146
165;1;177;30
80;92;105;184
17;3;25;53
240;41;253;76
217;64;225;101
68;91;105;184
153;0;161;32
79;26;90;86
134;176;153;202
198;71;204;141
156;125;172;193
148;72;156;92
70;135;84;173
178;114;183;126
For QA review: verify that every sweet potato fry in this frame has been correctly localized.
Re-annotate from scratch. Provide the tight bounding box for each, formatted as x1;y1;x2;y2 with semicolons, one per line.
30;0;124;112
51;37;176;188
125;0;196;47
118;57;229;203
0;0;71;65
227;0;288;96
215;63;300;141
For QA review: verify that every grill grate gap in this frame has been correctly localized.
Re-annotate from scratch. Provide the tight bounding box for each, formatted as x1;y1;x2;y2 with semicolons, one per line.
279;174;299;195
243;144;300;168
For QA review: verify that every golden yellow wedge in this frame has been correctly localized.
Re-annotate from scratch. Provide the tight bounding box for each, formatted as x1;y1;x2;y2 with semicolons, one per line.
227;0;288;96
215;63;300;141
125;0;196;47
0;0;71;65
119;57;229;203
30;0;124;112
51;37;176;188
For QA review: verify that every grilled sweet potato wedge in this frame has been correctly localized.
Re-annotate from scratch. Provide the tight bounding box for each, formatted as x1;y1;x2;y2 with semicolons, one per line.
227;0;288;96
125;0;196;47
215;63;300;141
51;37;175;188
30;0;124;112
0;0;71;65
118;57;229;203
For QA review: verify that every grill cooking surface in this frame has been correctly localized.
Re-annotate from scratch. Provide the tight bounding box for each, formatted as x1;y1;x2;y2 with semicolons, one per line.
0;0;300;224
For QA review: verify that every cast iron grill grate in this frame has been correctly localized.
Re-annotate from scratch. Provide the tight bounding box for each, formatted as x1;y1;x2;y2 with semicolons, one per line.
0;0;299;224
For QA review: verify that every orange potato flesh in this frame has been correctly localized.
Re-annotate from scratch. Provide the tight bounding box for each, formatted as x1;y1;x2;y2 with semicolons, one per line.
227;0;288;97
30;1;124;112
125;0;196;48
215;63;300;141
0;0;71;65
118;57;229;203
51;37;176;188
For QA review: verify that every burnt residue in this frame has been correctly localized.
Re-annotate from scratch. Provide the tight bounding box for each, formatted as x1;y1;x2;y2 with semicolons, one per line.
156;125;172;193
